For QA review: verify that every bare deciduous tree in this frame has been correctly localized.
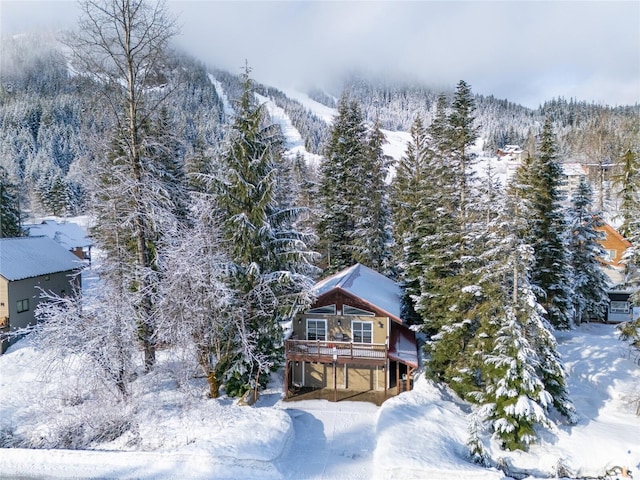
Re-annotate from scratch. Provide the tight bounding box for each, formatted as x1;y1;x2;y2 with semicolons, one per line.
69;0;178;370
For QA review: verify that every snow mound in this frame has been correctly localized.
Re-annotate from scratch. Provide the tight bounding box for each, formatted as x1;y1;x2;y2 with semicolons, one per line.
374;378;505;480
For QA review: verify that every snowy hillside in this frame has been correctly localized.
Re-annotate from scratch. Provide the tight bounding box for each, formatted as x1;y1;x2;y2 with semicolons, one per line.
278;88;412;165
1;323;638;479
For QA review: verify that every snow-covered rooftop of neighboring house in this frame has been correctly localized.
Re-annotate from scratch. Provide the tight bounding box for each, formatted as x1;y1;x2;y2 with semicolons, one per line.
24;219;92;251
562;162;588;177
0;236;82;281
313;263;402;322
498;144;523;154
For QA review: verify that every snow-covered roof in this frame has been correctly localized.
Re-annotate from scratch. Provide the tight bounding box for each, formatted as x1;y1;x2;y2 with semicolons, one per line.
498;144;523;154
24;220;92;250
0;236;82;281
562;162;588;177
313;264;402;322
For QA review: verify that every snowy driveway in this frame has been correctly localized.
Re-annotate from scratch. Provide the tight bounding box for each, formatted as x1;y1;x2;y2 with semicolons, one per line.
277;400;379;480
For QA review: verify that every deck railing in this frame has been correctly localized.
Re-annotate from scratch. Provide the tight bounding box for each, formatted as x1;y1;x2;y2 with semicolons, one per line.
285;339;387;363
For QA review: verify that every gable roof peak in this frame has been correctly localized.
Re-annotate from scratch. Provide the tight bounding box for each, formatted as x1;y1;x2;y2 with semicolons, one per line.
313;264;402;322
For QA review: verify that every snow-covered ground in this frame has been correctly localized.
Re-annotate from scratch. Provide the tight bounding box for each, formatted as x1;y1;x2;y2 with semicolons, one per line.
2;84;638;479
1;322;638;479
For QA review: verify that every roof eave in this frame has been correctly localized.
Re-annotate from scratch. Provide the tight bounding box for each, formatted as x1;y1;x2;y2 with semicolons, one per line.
316;286;403;324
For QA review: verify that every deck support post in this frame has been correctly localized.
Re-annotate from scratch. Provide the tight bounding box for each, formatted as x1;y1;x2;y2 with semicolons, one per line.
333;362;337;402
283;360;290;399
384;360;388;399
332;346;338;402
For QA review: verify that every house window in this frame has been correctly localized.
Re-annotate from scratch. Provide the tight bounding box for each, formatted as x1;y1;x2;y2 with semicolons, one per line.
307;305;336;315
17;299;29;313
605;249;617;261
343;305;375;316
352;321;373;343
307;319;327;341
610;301;630;313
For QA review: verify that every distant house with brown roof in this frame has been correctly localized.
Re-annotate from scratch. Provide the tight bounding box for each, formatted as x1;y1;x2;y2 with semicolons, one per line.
596;223;632;269
284;264;418;400
595;223;635;323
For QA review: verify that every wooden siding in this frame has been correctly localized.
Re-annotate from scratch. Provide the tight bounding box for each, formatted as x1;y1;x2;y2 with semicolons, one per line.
1;270;80;353
596;224;632;268
291;314;389;345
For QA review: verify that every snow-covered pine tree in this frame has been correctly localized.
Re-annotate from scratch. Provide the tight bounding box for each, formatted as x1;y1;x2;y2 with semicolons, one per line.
417;82;484;385
507;156;578;423
613;148;640;302
352;116;392;273
467;180;575;452
390;115;432;324
447;80;480;250
317;94;369;273
413;95;458;333
288;151;316;234
485;301;554;451
214;65;316;396
145;106;191;228
0;166;22;237
615;148;640;240
515;118;574;329
567;177;609;323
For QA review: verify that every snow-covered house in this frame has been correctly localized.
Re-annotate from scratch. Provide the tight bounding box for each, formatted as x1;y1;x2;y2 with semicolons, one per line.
596;223;632;269
0;236;82;353
595;223;634;323
284;264;418;399
496;144;524;161
560;162;588;200
24;220;92;262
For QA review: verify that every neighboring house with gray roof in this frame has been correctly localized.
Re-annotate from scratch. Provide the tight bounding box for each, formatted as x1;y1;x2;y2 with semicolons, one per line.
0;236;82;353
24;220;93;262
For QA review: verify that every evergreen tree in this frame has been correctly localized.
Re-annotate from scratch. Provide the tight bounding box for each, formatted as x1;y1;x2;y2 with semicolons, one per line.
145;106;191;230
615;148;640;239
417;82;484;384
215;66;316;396
447;80;480;246
317;94;368;273
413;94;459;332
614;148;640;302
390;115;431;323
468;182;575;451
508;139;577;421
516;118;574;329
0;166;22;238
568;178;609;323
37;171;73;217
288;152;316;234
352;117;392;273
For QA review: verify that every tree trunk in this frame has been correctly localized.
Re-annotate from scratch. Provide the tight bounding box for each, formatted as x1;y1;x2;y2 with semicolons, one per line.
207;372;220;399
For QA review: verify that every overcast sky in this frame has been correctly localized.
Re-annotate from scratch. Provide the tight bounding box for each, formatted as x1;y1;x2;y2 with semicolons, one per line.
1;0;639;108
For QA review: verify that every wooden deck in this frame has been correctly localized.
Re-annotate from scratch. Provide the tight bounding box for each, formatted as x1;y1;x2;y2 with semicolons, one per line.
285;339;387;366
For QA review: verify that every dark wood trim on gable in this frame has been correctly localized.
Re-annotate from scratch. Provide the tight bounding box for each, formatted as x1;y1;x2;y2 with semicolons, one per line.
312;288;402;324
